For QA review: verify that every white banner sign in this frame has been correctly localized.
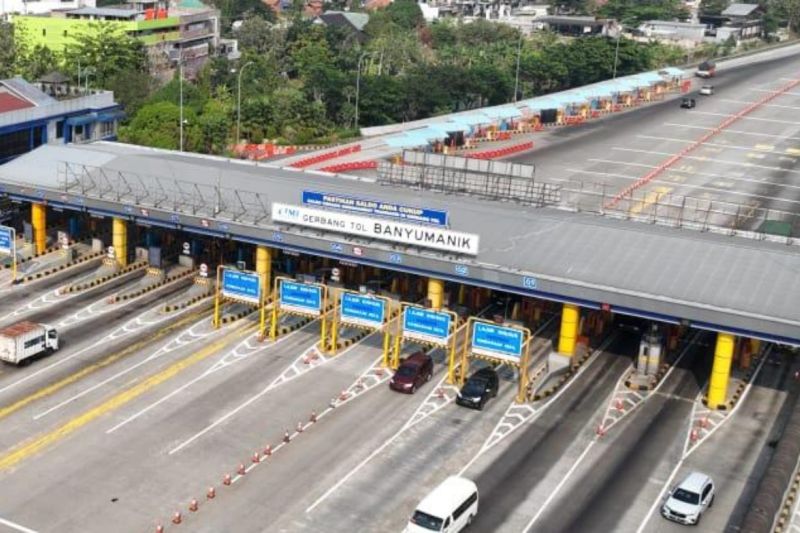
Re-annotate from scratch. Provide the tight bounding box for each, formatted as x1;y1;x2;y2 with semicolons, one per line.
272;203;479;256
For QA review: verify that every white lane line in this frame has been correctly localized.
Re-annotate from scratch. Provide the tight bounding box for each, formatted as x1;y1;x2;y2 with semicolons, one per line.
522;441;596;532
106;320;316;434
636;134;787;155
636;346;772;533
585;158;800;193
687;111;798;125
663;123;800;142
32;318;214;420
570;166;800;206
611;147;800;176
751;88;800;97
718;98;800;110
0;516;39;533
167;325;371;455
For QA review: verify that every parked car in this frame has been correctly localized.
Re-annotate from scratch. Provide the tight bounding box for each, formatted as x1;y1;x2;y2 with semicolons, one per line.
390;351;433;394
406;476;478;533
680;97;696;109
661;471;715;525
699;85;714;96
456;367;499;410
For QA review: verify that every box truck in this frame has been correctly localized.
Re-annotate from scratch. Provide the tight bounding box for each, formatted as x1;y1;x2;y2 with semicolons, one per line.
696;60;716;78
0;321;59;364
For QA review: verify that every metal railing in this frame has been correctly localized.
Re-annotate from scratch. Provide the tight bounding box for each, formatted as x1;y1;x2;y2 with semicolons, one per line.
377;151;560;207
59;161;270;225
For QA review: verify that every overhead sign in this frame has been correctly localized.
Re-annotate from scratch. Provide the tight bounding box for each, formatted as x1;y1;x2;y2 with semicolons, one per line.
302;190;449;226
221;269;261;305
272;203;479;256
280;280;322;315
402;307;451;344
0;226;12;255
471;322;524;362
340;292;385;328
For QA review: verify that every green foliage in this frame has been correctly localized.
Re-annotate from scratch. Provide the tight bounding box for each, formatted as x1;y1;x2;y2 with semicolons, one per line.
118;101;201;150
699;0;730;15
598;0;690;24
385;0;425;30
63;22;147;87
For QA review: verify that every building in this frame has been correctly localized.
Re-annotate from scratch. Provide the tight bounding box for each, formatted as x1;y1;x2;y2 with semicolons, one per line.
0;77;122;163
313;11;369;43
13;0;221;80
638;20;707;43
0;0;95;17
536;16;614;36
718;3;762;40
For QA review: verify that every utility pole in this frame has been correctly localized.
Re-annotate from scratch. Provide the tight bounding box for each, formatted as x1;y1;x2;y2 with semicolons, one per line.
236;61;254;144
612;26;622;79
514;32;523;102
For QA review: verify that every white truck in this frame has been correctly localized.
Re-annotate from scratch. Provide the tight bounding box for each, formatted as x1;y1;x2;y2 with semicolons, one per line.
0;321;59;364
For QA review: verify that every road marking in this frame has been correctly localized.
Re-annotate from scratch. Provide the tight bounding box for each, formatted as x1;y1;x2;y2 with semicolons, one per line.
0;310;205;423
755;143;775;151
688;111;797;124
523;441;597;532
751;88;800;97
106;318;317;434
0;323;250;472
635;345;771;533
0;517;38;533
637;134;783;155
719;98;800;111
611;147;800;177
663;123;800;142
629;186;672;215
787;148;800;156
167;324;371;455
32;311;214;420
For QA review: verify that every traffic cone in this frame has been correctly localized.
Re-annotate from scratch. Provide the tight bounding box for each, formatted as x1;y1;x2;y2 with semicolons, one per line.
310;411;317;423
296;421;304;433
252;452;260;464
156;526;165;533
237;463;246;476
189;499;198;512
172;511;182;524
263;444;272;457
690;429;699;442
223;474;232;486
339;390;349;401
283;430;291;443
207;487;216;500
436;388;445;399
596;425;606;438
614;399;624;412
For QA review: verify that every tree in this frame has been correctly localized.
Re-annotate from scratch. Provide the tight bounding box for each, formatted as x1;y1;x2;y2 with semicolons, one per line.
0;22;19;79
699;0;730;15
119;101;201;150
385;0;424;30
63;22;147;87
598;0;690;24
107;68;155;117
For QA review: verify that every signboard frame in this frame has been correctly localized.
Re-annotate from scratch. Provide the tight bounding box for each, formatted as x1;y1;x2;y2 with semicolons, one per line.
301;190;449;227
220;267;262;305
270;276;330;351
214;265;269;337
279;279;323;316
401;306;452;345
0;225;17;282
339;291;386;329
471;321;525;362
329;289;393;359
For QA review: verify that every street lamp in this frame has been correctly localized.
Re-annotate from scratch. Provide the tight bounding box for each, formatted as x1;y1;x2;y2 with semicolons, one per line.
354;51;377;132
83;66;95;94
612;26;622;79
179;60;184;152
513;32;523;103
234;61;255;144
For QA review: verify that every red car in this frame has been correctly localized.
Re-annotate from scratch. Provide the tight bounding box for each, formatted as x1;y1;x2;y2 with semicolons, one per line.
389;351;433;394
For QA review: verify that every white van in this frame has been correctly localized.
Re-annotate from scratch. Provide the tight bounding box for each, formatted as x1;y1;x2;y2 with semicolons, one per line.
406;476;478;532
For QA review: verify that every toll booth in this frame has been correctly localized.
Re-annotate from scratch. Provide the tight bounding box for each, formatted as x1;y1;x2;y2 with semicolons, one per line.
213;265;267;333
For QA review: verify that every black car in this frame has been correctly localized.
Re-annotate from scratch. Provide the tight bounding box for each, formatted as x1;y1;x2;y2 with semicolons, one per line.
456;367;499;410
680;97;696;109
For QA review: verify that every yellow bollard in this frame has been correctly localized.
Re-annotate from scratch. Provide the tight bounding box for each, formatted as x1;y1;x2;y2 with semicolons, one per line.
557;304;579;357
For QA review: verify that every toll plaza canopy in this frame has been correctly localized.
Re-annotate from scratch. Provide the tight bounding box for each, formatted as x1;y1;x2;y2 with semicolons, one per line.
1;141;799;344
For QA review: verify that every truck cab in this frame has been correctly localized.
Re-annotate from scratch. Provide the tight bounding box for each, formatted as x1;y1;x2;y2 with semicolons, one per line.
45;326;59;351
696;60;716;78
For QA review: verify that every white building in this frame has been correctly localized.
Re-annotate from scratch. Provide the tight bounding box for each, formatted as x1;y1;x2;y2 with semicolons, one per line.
638;20;707;43
1;0;96;16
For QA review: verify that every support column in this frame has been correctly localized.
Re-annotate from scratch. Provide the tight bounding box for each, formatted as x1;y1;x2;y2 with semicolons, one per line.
427;278;444;310
557;303;579;357
255;246;272;286
708;332;735;410
112;217;128;267
31;202;46;255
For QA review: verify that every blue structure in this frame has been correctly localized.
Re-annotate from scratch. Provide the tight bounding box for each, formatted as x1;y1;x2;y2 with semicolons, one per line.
0;76;122;164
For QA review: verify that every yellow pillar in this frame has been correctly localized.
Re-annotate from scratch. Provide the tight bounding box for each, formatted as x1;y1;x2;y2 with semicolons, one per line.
457;284;466;306
750;338;761;355
557;303;579;356
255;246;272;285
31;203;46;255
112;217;127;267
708;332;735;410
427;278;444;310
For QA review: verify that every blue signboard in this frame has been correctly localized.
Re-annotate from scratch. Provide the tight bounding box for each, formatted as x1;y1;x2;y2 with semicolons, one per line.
221;269;261;305
472;322;524;361
0;226;12;255
341;293;385;328
280;280;322;314
403;307;451;344
302;190;449;227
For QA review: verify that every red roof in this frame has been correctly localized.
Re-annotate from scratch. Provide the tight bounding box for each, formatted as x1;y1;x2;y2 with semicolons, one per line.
0;321;40;338
0;92;34;113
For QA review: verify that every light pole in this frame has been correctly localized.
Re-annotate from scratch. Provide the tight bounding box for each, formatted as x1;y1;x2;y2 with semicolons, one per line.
235;61;254;144
83;66;95;94
513;32;523;102
612;26;622;79
179;60;184;152
354;51;376;132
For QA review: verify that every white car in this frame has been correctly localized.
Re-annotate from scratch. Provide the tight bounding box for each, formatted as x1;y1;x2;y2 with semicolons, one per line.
700;85;714;96
661;472;715;525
